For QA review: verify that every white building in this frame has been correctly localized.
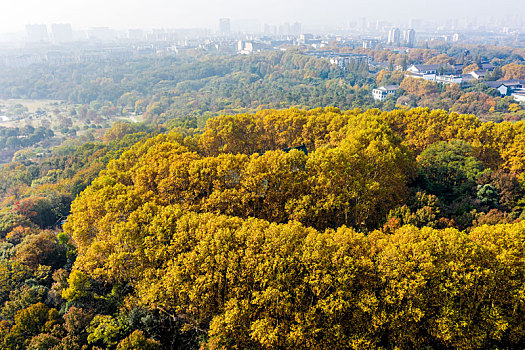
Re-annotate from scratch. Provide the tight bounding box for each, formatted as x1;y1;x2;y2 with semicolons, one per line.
406;72;437;82
436;75;463;85
388;28;401;45
485;80;525;96
470;70;487;80
373;85;399;101
512;90;525;103
404;29;416;47
328;53;368;70
407;64;440;74
26;24;49;43
219;18;231;35
407;71;463;85
362;39;379;49
237;40;267;54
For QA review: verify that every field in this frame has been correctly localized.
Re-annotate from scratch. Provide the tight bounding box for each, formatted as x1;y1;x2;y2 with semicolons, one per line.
0;99;65;128
0;99;62;113
0;99;143;164
0;98;140;132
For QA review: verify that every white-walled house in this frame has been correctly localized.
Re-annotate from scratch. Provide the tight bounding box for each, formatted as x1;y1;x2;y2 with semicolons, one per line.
485;80;525;96
407;64;440;74
512;90;525;103
436;75;463;84
470;70;488;80
373;85;399;101
405;72;437;82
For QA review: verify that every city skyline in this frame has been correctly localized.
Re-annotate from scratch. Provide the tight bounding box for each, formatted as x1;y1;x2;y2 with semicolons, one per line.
0;0;523;36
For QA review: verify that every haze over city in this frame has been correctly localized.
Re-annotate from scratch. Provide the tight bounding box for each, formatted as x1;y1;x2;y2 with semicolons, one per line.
0;0;522;34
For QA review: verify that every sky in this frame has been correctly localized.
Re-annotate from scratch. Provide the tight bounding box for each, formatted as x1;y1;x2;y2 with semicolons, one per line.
0;0;522;33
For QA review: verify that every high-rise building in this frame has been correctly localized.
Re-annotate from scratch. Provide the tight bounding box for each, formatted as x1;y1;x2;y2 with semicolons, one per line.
219;18;231;34
387;27;400;45
51;23;73;44
25;24;49;43
362;39;379;49
404;29;416;47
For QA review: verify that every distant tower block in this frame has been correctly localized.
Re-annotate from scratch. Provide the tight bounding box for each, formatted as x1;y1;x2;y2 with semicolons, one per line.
26;24;49;43
405;29;416;47
219;18;231;34
388;27;400;45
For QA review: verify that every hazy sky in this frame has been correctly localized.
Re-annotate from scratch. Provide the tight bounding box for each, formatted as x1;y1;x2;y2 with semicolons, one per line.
0;0;522;33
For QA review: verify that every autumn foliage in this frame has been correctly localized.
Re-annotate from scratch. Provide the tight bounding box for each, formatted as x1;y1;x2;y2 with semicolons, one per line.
502;62;525;80
57;107;525;349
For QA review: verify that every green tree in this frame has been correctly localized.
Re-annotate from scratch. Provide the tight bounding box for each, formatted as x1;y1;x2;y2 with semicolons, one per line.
418;140;483;203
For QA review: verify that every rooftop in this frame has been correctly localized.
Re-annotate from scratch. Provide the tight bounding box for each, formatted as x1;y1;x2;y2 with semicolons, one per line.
485;79;525;88
410;64;441;70
377;85;400;91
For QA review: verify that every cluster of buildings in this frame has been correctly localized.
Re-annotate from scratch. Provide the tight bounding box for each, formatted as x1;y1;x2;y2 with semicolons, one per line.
13;20;525;109
26;24;74;44
485;80;525;101
237;40;269;55
387;28;416;47
404;63;496;85
17;18;476;52
21;24;211;45
306;51;370;70
362;28;416;49
373;77;525;104
18;20;322;59
26;24;185;44
217;18;302;36
0;44;176;68
373;63;525;104
263;22;302;36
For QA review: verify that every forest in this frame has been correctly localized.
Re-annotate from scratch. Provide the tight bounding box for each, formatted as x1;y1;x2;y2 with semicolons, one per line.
0;51;375;117
1;40;525;349
3;47;525;129
0;107;523;349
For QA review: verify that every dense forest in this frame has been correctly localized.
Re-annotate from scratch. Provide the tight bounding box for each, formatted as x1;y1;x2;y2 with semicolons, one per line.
3;48;525;128
0;107;523;349
0;52;376;119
